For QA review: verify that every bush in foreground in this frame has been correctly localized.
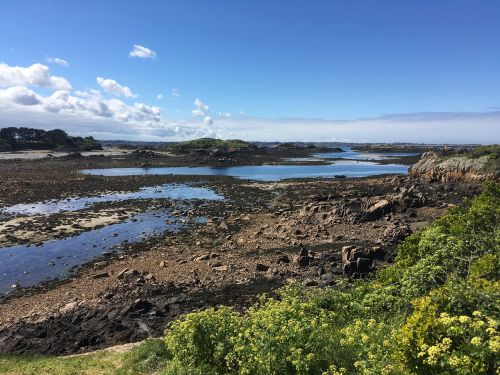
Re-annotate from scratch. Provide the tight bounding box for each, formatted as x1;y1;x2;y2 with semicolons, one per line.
162;183;499;374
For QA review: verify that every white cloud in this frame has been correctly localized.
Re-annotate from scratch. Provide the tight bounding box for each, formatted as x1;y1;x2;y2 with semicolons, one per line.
219;111;231;118
156;94;164;100
96;77;137;98
1;78;499;143
0;86;42;106
0;85;225;140
74;89;100;98
0;85;158;122
192;97;209;118
129;44;156;59
191;109;205;117
0;63;71;90
46;56;69;67
171;88;180;97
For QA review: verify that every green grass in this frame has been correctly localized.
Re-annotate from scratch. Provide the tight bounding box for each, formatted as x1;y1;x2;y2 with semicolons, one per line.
0;351;121;375
0;339;169;375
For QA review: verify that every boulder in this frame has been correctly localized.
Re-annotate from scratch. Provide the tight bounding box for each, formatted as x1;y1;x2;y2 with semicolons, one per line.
356;258;372;273
255;263;270;272
364;199;393;220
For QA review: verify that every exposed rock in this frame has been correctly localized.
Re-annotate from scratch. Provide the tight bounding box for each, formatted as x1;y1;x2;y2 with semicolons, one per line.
277;255;290;264
303;278;318;286
409;152;496;182
92;272;110;279
255;263;270;272
194;253;210;261
293;255;310;267
364;199;392;220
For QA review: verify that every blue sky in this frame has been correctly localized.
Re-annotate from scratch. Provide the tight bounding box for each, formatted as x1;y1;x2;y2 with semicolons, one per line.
0;1;499;142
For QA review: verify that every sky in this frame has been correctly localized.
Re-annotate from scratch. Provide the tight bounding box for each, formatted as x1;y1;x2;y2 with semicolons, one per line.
0;0;499;143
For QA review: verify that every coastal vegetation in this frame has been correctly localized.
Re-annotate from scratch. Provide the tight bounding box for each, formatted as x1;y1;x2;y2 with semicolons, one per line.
1;182;497;374
165;138;256;153
469;145;500;174
0;127;102;152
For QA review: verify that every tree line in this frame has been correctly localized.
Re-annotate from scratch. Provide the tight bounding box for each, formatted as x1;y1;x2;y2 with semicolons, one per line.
0;127;102;152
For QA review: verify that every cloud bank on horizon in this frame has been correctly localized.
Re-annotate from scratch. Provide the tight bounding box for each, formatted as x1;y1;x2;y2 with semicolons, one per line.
0;59;498;144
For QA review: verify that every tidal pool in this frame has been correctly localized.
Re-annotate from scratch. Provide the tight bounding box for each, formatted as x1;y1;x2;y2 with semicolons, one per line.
0;209;202;294
0;184;224;294
82;160;408;181
312;149;418;160
1;184;223;216
81;147;413;181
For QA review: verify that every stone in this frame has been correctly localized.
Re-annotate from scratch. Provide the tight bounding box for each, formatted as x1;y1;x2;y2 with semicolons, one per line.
60;302;78;314
255;263;270;272
341;245;356;263
303;278;318;286
194;253;210;261
93;261;108;270
365;199;392;220
277;255;290;264
116;268;129;279
343;260;357;274
92;272;110;279
356;258;372;273
295;256;310;267
349;248;368;262
299;247;309;257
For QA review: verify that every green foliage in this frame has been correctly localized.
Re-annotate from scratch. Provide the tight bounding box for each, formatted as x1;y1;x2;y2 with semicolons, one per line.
469;144;500;159
400;297;498;374
469;144;500;175
0;127;102;151
166;138;254;153
165;306;241;370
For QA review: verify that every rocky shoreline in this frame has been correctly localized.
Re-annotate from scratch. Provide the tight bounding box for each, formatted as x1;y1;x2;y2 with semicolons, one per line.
0;149;486;355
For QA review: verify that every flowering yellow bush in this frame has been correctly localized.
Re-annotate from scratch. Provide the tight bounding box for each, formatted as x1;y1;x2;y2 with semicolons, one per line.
401;297;499;374
159;184;499;374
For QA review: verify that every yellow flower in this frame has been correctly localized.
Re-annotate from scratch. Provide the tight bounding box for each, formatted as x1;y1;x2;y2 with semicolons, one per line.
442;337;452;346
458;315;470;324
488;336;500;352
486;328;496;335
448;355;462;368
470;336;482;346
